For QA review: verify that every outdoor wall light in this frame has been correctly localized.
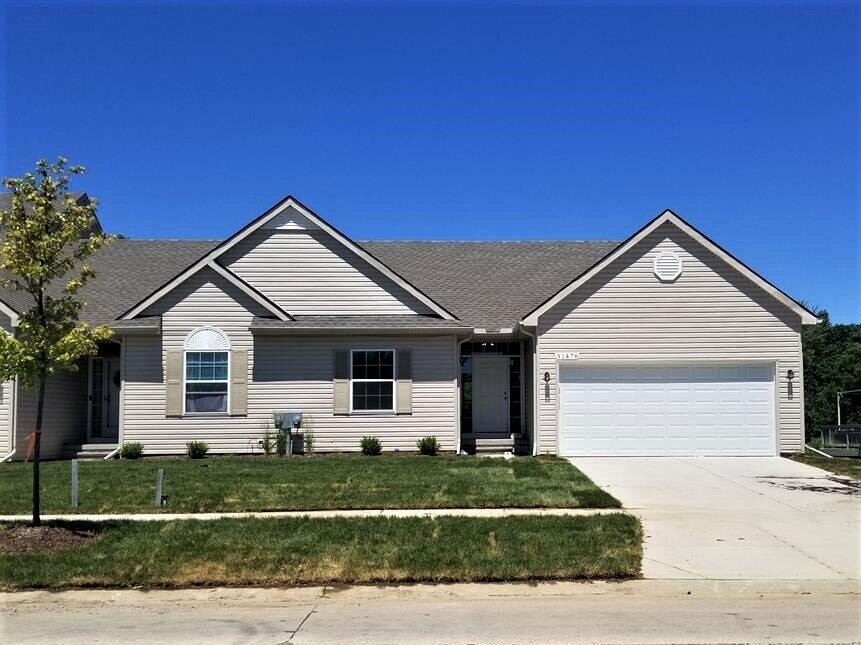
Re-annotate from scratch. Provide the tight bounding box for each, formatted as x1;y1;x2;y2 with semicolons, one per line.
543;371;551;383
787;369;795;381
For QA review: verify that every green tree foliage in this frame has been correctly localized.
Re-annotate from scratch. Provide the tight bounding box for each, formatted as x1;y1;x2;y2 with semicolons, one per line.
0;158;113;525
802;310;861;438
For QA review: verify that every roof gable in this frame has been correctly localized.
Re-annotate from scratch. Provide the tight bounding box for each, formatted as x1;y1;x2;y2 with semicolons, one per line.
119;196;457;321
520;210;819;326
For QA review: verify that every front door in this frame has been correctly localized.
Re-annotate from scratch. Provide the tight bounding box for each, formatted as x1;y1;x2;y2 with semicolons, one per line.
89;357;121;440
472;355;509;435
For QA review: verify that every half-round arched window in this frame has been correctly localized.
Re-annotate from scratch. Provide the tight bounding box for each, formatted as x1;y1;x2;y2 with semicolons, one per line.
184;327;230;413
184;327;231;351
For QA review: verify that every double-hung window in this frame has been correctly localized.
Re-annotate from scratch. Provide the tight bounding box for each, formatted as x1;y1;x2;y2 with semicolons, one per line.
351;350;395;412
185;351;229;413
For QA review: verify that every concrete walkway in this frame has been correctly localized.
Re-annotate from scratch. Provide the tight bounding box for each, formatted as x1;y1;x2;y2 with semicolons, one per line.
0;507;626;522
2;580;858;644
571;456;861;580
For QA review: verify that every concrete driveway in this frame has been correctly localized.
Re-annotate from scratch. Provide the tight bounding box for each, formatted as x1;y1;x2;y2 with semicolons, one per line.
571;457;860;580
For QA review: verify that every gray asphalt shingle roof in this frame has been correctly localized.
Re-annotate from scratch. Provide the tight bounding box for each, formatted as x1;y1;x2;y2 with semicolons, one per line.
0;233;619;330
362;241;619;329
0;239;218;326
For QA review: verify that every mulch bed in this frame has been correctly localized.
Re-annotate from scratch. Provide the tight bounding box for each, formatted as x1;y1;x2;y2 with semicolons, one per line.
0;523;100;554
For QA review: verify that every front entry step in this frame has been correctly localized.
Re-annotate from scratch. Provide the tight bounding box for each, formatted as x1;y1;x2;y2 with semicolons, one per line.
462;435;531;455
62;442;118;460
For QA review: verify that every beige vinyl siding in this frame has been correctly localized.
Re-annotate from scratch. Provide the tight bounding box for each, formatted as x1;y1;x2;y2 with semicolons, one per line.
536;221;804;454
123;267;457;454
0;380;12;455
221;229;432;315
14;368;88;459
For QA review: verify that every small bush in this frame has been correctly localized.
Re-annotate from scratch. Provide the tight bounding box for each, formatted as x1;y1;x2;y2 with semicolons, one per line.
120;442;144;460
360;436;382;456
260;423;275;456
186;441;209;459
417;436;440;456
275;428;289;456
304;431;315;456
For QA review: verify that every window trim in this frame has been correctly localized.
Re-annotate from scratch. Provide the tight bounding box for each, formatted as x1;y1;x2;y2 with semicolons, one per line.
349;348;397;414
183;349;231;415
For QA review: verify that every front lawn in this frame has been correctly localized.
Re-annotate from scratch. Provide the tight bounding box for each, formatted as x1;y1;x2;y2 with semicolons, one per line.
789;453;860;480
0;514;641;589
0;454;619;513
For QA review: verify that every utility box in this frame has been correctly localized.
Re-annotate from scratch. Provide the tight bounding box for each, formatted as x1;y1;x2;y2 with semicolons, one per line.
273;411;304;455
274;411;303;431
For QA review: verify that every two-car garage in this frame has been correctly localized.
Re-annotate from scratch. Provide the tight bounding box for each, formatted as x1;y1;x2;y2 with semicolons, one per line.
557;364;777;457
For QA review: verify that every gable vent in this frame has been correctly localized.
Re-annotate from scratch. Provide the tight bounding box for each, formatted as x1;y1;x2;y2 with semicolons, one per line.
653;252;682;282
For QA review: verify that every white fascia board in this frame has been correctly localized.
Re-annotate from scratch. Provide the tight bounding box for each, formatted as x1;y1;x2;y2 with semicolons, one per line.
121;196;456;321
0;299;19;328
206;261;291;321
521;210;819;326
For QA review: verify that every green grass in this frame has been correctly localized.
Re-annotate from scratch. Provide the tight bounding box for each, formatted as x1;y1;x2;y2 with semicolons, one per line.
789;453;860;480
0;514;641;589
0;455;619;513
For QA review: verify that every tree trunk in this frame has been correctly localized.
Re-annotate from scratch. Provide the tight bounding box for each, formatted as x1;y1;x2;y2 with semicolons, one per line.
32;372;47;526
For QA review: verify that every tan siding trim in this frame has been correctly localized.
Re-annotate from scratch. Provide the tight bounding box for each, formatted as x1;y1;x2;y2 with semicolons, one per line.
333;350;349;415
396;350;413;415
165;351;183;417
230;350;248;416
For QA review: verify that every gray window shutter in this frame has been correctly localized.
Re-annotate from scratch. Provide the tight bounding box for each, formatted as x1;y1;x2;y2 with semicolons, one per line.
231;350;248;416
333;350;349;415
165;350;183;417
396;350;412;415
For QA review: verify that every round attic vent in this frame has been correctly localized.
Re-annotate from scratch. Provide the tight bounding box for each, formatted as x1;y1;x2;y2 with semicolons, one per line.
653;252;682;281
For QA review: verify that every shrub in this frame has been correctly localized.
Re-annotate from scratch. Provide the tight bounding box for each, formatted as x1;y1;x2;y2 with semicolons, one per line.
120;442;144;460
417;436;440;456
186;441;209;459
360;436;382;456
260;423;274;456
302;415;315;456
275;428;289;457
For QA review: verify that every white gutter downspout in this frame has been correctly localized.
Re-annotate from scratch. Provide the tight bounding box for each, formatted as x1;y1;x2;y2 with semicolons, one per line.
0;450;14;463
519;325;539;456
804;444;833;459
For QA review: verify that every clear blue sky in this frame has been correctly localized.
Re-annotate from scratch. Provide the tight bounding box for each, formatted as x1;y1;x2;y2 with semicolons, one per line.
2;1;858;322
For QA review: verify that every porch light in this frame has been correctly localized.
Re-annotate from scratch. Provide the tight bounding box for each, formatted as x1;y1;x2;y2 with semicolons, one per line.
787;370;795;381
543;372;551;383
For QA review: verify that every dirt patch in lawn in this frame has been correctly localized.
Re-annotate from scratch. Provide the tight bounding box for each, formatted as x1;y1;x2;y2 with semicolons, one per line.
0;523;101;554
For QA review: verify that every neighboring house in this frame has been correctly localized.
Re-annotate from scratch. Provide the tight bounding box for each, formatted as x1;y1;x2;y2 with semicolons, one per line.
0;195;818;461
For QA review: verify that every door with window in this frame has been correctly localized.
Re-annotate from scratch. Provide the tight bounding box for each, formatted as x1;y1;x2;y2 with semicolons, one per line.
89;357;121;440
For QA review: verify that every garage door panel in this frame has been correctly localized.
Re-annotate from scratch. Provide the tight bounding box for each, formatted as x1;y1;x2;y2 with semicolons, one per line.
558;364;776;457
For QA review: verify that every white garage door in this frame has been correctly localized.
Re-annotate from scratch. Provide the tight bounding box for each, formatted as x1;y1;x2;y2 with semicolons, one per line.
558;364;776;457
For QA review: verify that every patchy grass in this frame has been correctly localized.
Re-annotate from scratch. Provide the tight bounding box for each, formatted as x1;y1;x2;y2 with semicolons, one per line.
789;453;861;480
0;455;619;513
0;514;641;589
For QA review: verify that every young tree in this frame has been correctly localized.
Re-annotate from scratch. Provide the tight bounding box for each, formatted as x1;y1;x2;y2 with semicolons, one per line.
0;158;112;525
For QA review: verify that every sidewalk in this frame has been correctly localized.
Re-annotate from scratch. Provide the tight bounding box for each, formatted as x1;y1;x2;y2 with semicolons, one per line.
2;579;858;644
0;507;627;522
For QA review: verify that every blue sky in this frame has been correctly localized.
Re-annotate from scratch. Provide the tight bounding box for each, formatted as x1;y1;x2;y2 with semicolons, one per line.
2;1;858;322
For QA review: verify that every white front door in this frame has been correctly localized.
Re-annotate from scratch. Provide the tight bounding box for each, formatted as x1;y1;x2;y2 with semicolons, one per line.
472;355;509;435
558;364;776;457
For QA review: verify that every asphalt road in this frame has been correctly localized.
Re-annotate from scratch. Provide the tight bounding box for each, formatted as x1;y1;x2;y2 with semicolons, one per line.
2;580;859;644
